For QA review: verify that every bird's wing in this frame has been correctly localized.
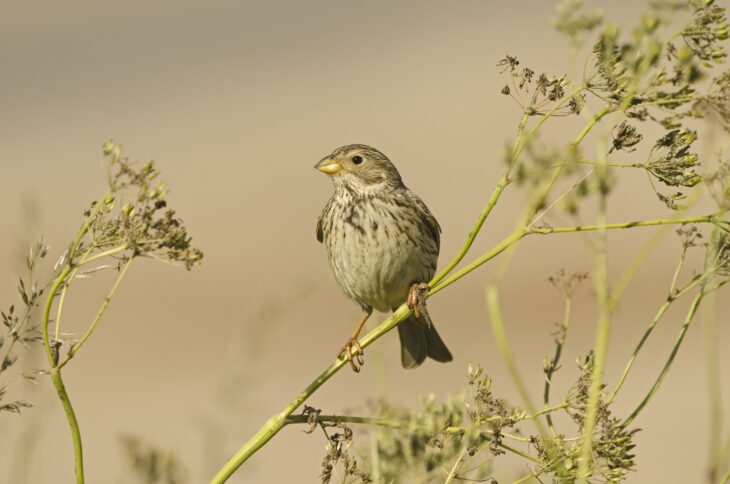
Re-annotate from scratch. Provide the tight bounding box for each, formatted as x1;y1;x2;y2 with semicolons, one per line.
316;215;324;243
410;192;441;247
316;198;333;243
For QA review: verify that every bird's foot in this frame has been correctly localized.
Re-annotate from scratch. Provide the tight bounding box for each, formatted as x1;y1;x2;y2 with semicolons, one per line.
338;338;364;373
407;282;431;321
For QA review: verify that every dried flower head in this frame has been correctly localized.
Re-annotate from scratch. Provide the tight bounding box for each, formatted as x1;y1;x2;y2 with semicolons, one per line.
646;128;701;188
78;141;204;270
610;121;644;152
682;0;729;65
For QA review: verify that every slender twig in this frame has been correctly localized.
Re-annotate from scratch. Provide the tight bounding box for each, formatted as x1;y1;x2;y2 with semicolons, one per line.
54;267;79;343
608;226;669;310
530;168;595;228
78;244;128;266
703;225;726;479
58;257;134;369
623;289;713;426
443;446;469;484
544;296;572;434
486;285;548;438
530;214;727;234
41;266;73;366
577;145;611;480
50;369;84;484
432;87;585;287
431;177;511;287
607;263;708;404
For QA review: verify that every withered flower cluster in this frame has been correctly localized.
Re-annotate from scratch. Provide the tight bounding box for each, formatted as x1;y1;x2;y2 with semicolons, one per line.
498;55;583;116
78;141;203;270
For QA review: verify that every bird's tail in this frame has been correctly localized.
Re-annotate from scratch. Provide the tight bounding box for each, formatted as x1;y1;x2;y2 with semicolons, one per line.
397;315;453;369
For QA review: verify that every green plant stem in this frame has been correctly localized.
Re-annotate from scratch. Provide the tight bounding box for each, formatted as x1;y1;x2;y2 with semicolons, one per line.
444;446;469;484
54;267;79;342
607;267;706;405
432;88;584;288
531;214;727;234
623;290;710;426
431;108;530;288
431;230;527;296
50;369;84;484
703;225;726;479
41;266;73;365
486;285;548;438
577;150;611;480
704;287;723;480
285;406;567;444
431;177;511;287
78;244;128;265
544;296;571;434
576;160;646;168
58;257;134;369
608;226;669;309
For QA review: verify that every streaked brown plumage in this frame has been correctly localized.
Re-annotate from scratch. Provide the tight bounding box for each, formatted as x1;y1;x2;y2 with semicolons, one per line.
315;144;453;369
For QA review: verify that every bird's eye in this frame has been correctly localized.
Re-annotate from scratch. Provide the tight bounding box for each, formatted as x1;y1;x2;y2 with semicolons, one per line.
352;155;363;165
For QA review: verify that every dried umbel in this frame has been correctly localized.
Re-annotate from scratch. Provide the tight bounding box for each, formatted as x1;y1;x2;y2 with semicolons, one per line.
80;140;204;270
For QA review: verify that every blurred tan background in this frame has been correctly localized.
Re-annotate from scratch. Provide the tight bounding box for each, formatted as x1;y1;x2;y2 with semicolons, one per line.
1;1;729;482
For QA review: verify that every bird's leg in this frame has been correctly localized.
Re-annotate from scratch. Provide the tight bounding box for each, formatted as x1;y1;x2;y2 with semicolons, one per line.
407;282;431;322
338;308;372;372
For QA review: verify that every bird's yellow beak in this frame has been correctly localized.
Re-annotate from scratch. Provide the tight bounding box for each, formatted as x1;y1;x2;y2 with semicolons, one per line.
315;157;343;175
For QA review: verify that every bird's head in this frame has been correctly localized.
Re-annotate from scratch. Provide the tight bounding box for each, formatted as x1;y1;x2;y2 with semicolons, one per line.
315;144;404;193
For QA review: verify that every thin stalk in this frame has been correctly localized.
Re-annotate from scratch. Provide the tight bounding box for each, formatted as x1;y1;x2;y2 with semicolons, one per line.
577;160;646;168
530;214;726;234
486;285;548;438
703;225;726;479
54;267;79;342
50;369;84;484
58;257;134;368
608;226;669;309
512;86;587;163
544;296;571;434
431;177;511;286
607;263;707;405
78;244;128;266
431;109;530;287
703;288;723;480
443;446;469;484
432;87;584;287
41;266;73;365
285;413;540;443
432;230;527;296
577;143;610;481
623;290;709;426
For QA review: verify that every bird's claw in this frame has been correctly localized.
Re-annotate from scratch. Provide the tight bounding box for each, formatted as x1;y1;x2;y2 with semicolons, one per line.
338;338;364;372
407;282;430;319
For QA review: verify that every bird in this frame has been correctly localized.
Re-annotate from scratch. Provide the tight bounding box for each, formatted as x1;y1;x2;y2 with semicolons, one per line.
314;144;453;371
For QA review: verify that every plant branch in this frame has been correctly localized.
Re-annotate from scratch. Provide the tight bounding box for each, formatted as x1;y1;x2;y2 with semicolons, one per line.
607;264;707;405
623;289;709;426
486;285;548;438
58;257;134;369
544;296;572;434
578;147;611;480
529;214;727;234
50;369;84;484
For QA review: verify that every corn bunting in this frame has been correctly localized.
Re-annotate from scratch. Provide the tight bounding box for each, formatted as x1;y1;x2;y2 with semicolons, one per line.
315;144;453;371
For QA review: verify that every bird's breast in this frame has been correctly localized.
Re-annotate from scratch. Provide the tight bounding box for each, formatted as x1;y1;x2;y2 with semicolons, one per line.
321;194;438;312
